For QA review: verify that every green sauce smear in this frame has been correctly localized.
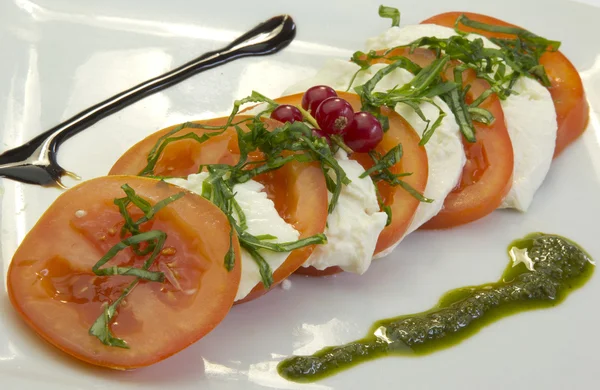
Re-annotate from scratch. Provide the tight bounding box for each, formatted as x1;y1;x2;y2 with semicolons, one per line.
278;233;595;382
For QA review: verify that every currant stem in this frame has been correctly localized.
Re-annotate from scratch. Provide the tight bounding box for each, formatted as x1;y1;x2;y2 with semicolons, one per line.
296;105;320;129
330;135;354;155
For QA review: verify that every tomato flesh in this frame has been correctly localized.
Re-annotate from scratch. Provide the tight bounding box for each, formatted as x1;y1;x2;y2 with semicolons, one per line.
109;116;328;300
8;176;240;369
421;11;589;157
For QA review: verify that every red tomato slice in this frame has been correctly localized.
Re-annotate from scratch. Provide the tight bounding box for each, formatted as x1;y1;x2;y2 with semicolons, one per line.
369;48;514;229
270;92;428;275
421;11;590;157
109;116;328;300
8;176;240;369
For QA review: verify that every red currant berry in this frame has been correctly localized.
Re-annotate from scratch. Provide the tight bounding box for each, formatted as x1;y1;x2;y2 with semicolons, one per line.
343;112;384;153
314;97;354;135
301;85;337;112
270;105;303;123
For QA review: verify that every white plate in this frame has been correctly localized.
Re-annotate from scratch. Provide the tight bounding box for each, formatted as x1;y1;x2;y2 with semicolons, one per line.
2;0;600;388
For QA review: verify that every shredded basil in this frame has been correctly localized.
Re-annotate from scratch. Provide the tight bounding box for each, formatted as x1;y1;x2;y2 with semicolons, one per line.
89;185;185;348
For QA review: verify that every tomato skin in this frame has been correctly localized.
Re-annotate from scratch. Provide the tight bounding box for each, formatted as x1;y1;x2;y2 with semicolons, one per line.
110;116;329;300
7;176;240;369
271;92;428;275
368;48;514;229
421;11;590;157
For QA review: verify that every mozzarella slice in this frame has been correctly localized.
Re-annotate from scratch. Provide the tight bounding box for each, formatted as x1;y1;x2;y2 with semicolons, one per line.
166;173;299;301
302;151;387;274
498;77;557;210
284;59;465;258
365;24;458;50
367;24;558;211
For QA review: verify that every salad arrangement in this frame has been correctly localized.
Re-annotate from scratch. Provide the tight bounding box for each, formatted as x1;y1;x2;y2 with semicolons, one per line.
5;6;593;381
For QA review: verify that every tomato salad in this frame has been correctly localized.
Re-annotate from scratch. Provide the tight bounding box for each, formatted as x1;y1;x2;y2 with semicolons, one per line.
7;8;588;370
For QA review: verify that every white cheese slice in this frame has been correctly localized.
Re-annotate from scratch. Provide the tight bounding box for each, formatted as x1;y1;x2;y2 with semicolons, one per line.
498;76;557;211
302;151;387;274
166;173;299;301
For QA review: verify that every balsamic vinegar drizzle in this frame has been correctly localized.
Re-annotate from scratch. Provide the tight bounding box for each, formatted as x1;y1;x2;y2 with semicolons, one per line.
0;15;296;187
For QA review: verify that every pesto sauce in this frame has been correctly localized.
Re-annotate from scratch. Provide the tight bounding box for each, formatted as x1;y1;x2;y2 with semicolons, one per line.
278;233;595;383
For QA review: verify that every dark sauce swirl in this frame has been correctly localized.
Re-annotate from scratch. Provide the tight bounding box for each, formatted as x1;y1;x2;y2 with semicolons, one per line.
0;15;296;186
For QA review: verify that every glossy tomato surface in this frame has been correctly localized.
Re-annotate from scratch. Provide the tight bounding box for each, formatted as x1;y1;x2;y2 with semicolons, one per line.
8;176;241;369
